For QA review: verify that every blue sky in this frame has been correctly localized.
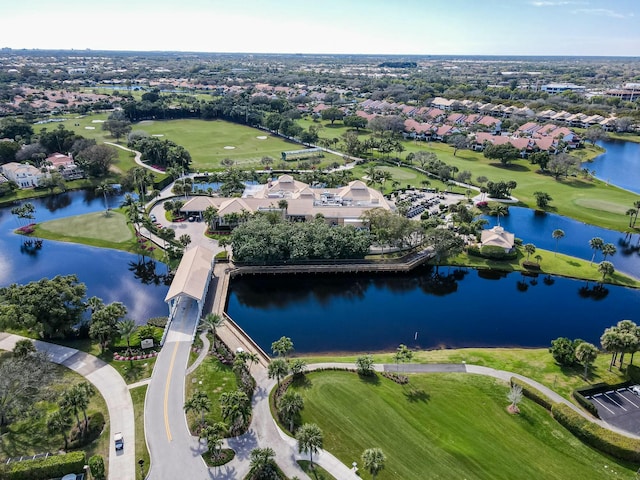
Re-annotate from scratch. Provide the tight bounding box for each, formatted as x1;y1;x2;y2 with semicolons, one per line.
2;0;638;56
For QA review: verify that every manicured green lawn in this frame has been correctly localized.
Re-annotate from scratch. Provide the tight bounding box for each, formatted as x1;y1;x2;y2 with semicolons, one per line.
300;349;628;402
447;247;640;287
32;210;163;261
37;211;133;243
290;371;636;479
397;141;638;232
185;354;239;432
130;385;150;480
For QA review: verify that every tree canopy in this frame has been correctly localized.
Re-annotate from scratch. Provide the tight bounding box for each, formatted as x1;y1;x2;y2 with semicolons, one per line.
0;275;87;339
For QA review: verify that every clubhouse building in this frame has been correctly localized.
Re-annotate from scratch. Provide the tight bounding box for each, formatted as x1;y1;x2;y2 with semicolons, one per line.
179;174;392;229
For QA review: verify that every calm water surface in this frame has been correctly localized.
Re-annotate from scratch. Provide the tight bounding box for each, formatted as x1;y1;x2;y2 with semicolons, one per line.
588;139;640;194
0;190;169;323
483;208;640;278
227;269;640;354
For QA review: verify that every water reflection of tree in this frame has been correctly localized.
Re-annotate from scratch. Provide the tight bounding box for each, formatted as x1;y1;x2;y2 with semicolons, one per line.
417;268;462;296
43;193;72;212
618;233;640;257
128;258;167;285
578;281;609;300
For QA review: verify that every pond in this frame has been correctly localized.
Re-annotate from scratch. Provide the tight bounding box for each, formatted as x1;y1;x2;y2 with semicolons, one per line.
587;139;640;194
0;190;169;324
483;207;640;278
227;268;640;355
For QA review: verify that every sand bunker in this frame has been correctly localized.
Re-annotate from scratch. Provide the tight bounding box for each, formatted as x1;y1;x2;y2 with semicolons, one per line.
224;146;236;149
256;135;267;140
152;134;164;137
91;119;105;123
84;126;95;130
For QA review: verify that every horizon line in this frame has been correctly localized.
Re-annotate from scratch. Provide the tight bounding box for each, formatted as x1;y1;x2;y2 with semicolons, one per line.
2;47;640;59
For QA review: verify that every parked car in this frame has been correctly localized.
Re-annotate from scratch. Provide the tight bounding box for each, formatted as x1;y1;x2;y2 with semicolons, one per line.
631;385;640;396
114;432;124;450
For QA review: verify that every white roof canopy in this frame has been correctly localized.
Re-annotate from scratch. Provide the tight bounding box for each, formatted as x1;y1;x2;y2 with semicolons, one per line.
164;246;215;303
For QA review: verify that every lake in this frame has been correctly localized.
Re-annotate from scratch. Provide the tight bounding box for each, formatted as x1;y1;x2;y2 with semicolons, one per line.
588;139;640;194
227;268;640;354
0;190;169;323
483;207;640;278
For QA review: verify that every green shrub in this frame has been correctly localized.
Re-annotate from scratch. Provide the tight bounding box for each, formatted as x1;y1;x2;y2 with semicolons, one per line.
147;316;168;328
510;377;554;411
552;403;640;462
572;387;599;417
5;451;86;480
522;260;541;270
480;245;517;259
89;455;105;480
626;364;640;383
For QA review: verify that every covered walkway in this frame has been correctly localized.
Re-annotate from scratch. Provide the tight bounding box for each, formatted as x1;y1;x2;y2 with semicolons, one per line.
163;245;215;342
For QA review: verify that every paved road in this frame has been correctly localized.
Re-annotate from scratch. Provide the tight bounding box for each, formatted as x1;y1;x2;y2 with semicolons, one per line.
0;333;135;480
145;297;211;480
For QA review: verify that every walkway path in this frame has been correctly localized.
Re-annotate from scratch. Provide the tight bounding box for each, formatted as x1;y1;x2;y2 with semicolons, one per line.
104;142;166;174
0;333;135;480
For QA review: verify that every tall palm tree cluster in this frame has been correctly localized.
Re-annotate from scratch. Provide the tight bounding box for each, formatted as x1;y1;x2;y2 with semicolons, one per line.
601;319;640;372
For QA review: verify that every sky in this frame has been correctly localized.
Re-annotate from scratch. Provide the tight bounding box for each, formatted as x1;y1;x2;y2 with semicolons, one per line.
1;0;639;56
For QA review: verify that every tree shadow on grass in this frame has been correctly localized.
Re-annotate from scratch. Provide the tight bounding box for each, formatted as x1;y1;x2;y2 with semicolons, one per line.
358;373;381;386
403;386;431;403
292;375;312;390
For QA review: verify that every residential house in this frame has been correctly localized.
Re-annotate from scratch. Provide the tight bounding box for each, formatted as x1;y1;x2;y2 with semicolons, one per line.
1;162;43;188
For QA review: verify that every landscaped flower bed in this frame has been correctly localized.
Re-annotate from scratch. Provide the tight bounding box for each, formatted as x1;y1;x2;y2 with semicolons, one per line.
113;351;159;361
15;223;36;235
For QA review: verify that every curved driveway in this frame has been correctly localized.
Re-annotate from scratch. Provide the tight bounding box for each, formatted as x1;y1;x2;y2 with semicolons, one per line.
0;333;135;480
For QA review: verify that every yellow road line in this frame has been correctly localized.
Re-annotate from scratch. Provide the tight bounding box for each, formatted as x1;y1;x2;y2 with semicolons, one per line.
164;341;180;441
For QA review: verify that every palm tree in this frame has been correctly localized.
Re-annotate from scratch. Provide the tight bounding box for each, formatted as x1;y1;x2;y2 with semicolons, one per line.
575;342;598;380
184;390;211;431
598;260;615;284
47;410;72;451
601;243;617;261
626;208;637;228
296;423;323;468
552;229;565;256
76;382;95;429
118;319;137;356
200;313;224;349
588;237;604;265
278;390;304;432
633;200;640;228
95;182;114;213
203;206;219;231
86;296;104;314
268;358;289;388
601;327;622;371
248;447;278;479
362;448;386;479
178;234;191;248
523;243;536;261
507;384;523;412
271;336;294;358
220;390;251;435
490;204;508;226
59;385;88;434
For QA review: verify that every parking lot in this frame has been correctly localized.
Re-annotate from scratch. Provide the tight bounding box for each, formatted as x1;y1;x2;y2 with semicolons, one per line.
586;386;640;435
392;189;464;219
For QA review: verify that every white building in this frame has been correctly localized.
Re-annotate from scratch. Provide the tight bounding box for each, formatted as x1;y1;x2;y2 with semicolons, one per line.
0;162;43;188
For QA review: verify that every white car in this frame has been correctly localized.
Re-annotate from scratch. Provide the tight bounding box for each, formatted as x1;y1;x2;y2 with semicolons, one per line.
630;385;640;396
114;432;124;450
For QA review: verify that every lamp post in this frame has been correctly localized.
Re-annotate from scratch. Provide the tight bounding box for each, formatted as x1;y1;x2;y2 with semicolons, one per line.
138;458;145;479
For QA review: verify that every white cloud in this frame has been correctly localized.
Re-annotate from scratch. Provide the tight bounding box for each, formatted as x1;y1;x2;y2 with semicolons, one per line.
572;8;630;18
531;1;586;6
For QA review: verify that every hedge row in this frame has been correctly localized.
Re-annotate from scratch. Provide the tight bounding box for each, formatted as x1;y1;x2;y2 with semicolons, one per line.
2;451;86;480
510;377;554;411
551;403;640;462
572;388;600;417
